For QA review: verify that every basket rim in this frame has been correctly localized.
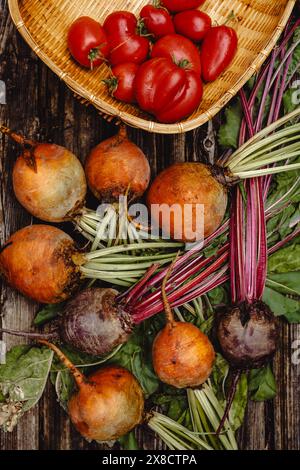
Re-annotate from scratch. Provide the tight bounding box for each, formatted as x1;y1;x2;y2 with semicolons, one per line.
8;0;296;134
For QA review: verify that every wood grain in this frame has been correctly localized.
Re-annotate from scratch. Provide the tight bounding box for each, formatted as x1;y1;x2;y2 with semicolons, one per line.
0;0;299;450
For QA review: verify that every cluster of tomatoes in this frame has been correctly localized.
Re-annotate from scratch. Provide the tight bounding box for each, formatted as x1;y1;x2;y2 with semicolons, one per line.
68;0;238;124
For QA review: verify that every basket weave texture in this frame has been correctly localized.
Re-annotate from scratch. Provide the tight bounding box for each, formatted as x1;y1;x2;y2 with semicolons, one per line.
8;0;296;134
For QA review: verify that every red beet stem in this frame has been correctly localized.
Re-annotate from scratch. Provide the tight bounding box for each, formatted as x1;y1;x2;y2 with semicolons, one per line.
233;19;299;303
216;370;242;436
134;221;230;301
256;182;268;300
131;222;296;324
268;227;300;256
134;245;228;312
132;252;228;323
0;327;56;340
121;263;160;306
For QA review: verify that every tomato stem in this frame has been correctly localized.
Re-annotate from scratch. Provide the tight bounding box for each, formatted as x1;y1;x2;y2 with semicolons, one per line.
103;76;119;96
88;43;107;70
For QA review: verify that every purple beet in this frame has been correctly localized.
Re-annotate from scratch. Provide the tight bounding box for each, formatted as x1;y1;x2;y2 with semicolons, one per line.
0;288;134;356
216;301;279;369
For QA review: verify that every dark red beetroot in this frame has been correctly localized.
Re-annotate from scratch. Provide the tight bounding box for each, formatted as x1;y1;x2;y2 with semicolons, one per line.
60;288;133;355
0;288;132;356
39;340;144;442
216;301;279;369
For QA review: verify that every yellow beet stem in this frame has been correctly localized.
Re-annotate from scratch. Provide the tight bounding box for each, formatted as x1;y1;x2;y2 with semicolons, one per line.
118;124;127;139
38;339;85;388
0;124;35;148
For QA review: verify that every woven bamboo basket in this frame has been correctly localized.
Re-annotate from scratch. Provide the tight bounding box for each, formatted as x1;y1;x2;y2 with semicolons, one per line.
8;0;296;134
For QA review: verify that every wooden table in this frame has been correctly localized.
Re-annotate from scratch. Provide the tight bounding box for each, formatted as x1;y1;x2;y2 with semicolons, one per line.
0;0;300;450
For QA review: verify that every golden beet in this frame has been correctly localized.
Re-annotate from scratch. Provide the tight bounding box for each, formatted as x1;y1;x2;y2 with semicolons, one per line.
13;143;86;223
152;322;215;389
85;127;150;202
69;366;144;442
0;225;83;303
147;162;228;242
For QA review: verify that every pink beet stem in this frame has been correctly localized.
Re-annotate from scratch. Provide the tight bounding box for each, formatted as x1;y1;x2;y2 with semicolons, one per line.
131;252;228;322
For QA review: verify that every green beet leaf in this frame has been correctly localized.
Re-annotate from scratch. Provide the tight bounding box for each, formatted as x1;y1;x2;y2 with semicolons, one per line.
0;345;53;431
268;243;300;274
267;272;300;296
218;101;242;149
119;431;139;450
248;365;277;401
34;303;65;326
263;286;300;323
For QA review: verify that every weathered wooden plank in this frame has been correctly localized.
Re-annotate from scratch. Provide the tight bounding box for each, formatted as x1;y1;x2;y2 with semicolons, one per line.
0;0;299;450
0;0;38;451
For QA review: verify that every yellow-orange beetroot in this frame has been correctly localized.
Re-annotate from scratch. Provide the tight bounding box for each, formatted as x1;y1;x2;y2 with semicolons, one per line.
153;321;215;389
152;259;215;388
40;341;144;442
0;225;83;303
85;127;150;202
13;143;87;222
147;162;228;242
0;126;86;223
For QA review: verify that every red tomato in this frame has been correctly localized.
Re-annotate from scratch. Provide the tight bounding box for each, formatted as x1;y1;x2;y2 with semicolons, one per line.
105;63;139;103
151;34;201;75
201;26;238;82
140;5;175;39
103;11;150;66
174;10;212;42
157;71;203;123
162;0;205;13
68;17;110;68
135;57;203;123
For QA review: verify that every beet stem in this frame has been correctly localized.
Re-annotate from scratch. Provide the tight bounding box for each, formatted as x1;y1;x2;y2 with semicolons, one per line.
268;226;300;255
216;370;241;436
162;255;179;325
0;327;56;340
38;340;85;388
122;263;160;306
0;125;35;148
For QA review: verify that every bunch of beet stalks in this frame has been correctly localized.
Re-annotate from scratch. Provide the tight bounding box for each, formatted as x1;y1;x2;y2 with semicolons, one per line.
1;18;300;447
216;16;300;431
